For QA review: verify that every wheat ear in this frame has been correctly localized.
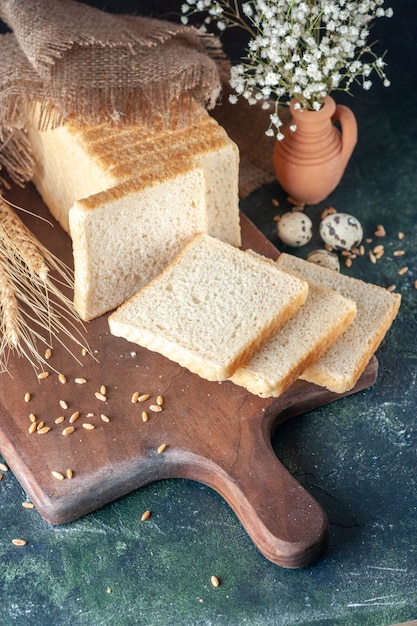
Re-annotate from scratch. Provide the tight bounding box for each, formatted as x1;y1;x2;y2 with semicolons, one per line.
0;196;49;280
0;195;89;372
0;253;20;348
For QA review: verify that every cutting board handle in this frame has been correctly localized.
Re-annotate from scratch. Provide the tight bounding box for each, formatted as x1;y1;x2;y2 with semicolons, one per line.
177;413;328;568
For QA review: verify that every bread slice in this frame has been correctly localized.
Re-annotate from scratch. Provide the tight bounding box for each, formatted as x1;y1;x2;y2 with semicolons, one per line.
230;280;357;397
70;167;207;320
276;253;401;393
27;104;241;320
109;234;309;382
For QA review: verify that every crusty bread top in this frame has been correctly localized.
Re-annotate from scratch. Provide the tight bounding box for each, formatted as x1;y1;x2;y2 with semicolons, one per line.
230;280;357;397
109;234;308;382
276;253;401;393
53;109;232;187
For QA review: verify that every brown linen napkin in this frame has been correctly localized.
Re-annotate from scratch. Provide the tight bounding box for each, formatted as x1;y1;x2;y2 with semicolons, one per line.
0;0;278;197
0;0;223;126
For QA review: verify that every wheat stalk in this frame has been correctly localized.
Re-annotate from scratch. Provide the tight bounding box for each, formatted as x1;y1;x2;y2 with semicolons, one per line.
0;195;88;372
0;196;49;280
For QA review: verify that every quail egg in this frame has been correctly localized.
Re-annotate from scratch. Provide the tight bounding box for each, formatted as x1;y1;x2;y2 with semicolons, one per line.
306;249;340;272
319;212;363;251
277;212;313;247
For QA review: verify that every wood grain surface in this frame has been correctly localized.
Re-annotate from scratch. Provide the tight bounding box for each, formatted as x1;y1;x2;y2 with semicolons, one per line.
0;185;378;568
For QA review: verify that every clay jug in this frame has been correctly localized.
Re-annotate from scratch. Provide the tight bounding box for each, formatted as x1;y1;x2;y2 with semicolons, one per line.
273;96;357;205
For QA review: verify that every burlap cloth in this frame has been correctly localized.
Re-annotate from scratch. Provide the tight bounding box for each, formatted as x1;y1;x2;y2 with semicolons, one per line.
0;0;276;197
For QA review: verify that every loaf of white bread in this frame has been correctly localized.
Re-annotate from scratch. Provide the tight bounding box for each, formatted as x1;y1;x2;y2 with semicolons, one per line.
27;104;241;320
109;234;309;382
27;103;400;397
276;253;401;393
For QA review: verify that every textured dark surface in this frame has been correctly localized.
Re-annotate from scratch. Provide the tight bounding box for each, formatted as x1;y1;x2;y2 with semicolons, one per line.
1;1;417;625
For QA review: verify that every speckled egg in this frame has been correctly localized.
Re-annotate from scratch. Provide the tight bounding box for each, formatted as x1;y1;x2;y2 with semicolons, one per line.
319;212;363;251
277;212;313;247
307;249;340;272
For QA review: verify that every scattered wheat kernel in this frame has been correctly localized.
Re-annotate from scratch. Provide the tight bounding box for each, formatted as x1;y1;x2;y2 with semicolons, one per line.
149;404;163;413
58;373;67;384
157;443;167;454
271;198;279;207
55;416;65;424
100;414;110;423
211;575;220;588
44;348;52;360
59;400;69;410
22;501;35;509
100;385;107;396
95;392;107;402
398;231;405;240
365;237;373;244
374;225;386;237
62;426;75;436
0;462;8;472
287;196;300;205
138;394;150;402
81;347;88;356
375;249;384;259
75;377;87;384
0;474;3;481
413;280;417;289
37;371;49;380
398;266;408;276
345;258;353;268
386;285;396;292
29;413;37;423
359;245;365;256
324;243;333;252
36;421;45;431
369;251;377;264
393;250;405;257
156;396;164;407
69;411;80;424
24;392;31;402
28;422;37;434
373;244;384;254
12;538;27;546
131;391;139;403
37;426;51;434
141;509;152;521
52;471;65;480
82;423;95;430
142;411;149;423
272;214;280;222
66;469;73;479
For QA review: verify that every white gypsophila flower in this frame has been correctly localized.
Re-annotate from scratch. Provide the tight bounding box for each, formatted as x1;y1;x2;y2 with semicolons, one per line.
180;0;394;136
242;2;253;17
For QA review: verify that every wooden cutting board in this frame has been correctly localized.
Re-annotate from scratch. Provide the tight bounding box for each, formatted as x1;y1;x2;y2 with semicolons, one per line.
0;185;377;568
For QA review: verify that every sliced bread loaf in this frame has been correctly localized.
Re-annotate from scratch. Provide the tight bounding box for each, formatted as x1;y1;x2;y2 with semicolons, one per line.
27;104;241;320
109;234;309;382
276;253;401;393
230;280;357;397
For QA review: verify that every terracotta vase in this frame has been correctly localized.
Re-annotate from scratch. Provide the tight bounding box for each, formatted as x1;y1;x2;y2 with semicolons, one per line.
273;96;358;205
